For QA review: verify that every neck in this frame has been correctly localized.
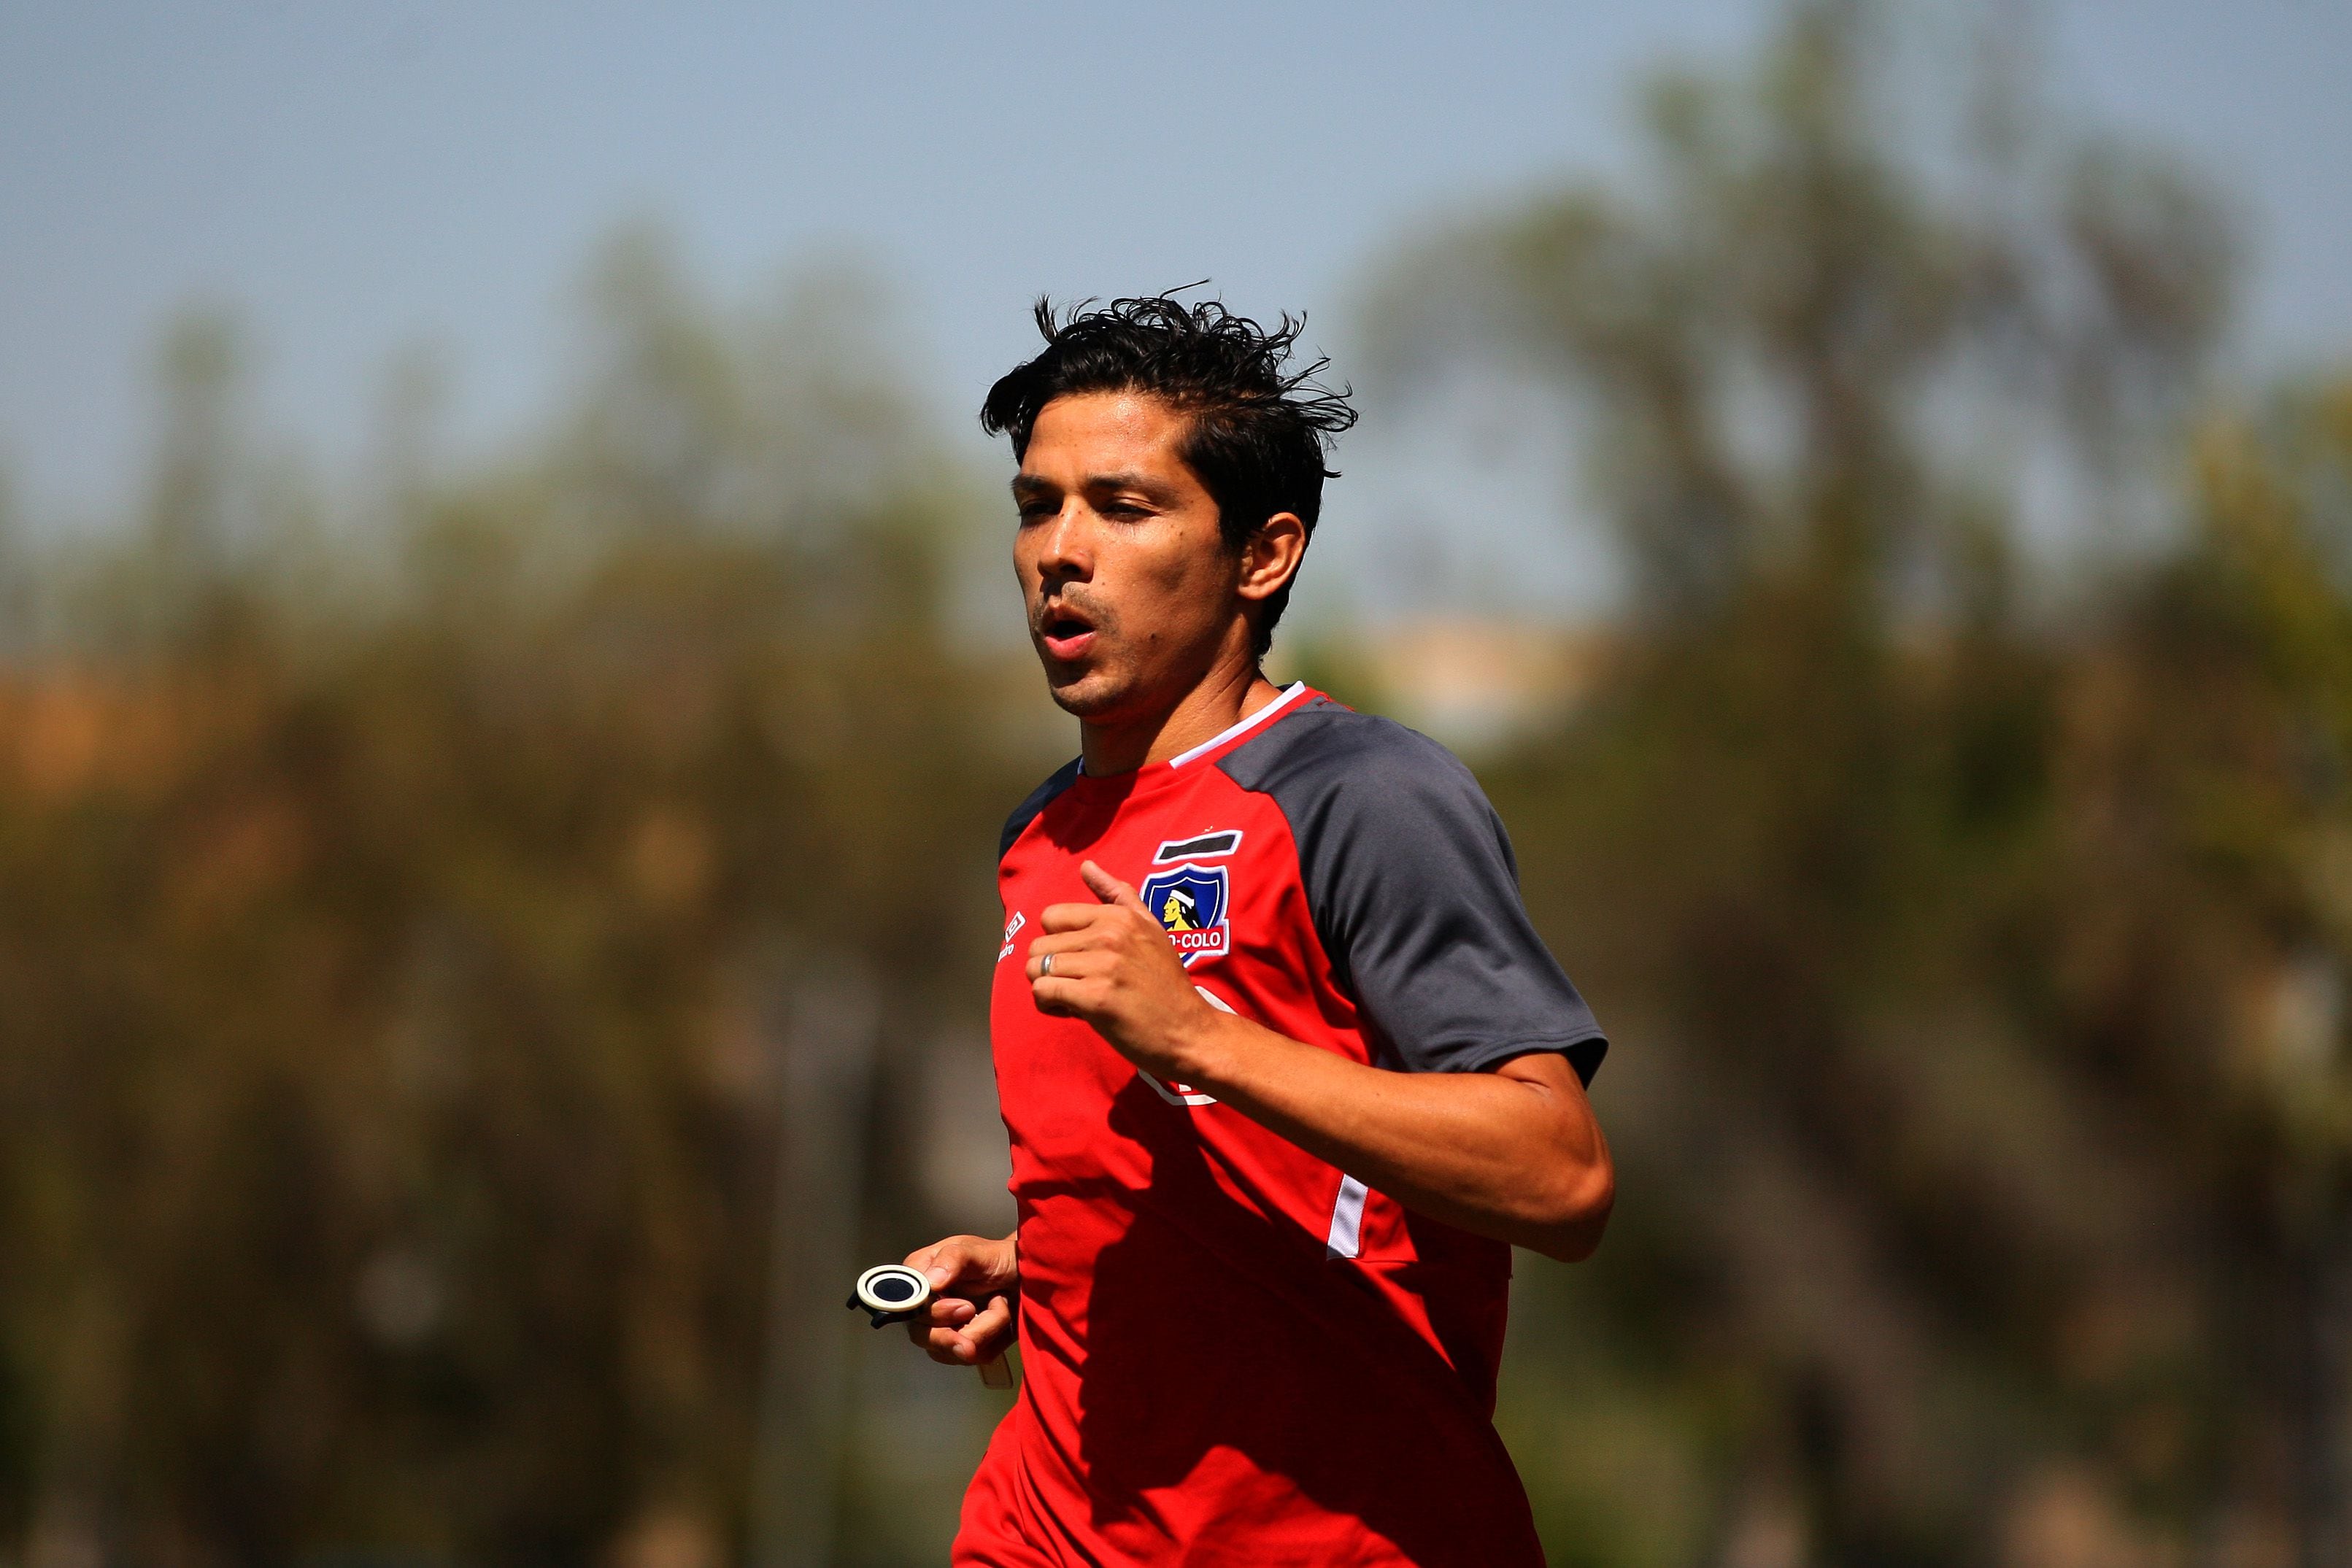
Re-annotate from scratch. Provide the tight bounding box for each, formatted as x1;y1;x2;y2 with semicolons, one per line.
1081;654;1284;776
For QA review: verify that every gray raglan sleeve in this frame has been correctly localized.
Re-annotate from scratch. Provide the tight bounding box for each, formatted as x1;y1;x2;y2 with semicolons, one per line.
1222;708;1608;1084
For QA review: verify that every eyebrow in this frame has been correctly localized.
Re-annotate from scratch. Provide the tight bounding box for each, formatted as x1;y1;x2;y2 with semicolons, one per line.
1010;471;1183;506
1081;471;1168;497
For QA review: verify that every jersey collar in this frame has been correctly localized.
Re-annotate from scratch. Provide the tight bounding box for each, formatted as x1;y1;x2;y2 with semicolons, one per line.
1074;681;1313;782
1168;681;1310;768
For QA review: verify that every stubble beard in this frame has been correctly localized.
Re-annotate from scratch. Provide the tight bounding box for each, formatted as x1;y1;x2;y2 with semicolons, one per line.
1043;655;1129;719
1033;590;1130;719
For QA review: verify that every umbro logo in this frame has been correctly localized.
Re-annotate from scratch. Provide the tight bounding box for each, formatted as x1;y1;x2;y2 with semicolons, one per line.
996;909;1025;962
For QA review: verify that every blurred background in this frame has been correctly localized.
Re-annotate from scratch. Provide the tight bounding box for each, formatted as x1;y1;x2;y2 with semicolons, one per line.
4;1;2351;1564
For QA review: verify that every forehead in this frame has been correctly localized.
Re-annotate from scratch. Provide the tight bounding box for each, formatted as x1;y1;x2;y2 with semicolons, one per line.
1021;391;1192;476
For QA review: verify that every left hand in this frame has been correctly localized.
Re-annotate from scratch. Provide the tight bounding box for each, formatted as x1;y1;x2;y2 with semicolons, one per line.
1026;860;1217;1078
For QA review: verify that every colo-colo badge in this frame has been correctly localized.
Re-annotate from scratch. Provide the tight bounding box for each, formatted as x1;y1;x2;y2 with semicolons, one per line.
1140;863;1230;965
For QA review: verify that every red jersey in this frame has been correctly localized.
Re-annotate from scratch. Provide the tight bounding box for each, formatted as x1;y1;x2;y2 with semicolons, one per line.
957;685;1606;1567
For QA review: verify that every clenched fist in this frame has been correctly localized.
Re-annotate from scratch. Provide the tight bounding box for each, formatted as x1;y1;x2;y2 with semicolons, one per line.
1025;860;1223;1082
902;1233;1019;1370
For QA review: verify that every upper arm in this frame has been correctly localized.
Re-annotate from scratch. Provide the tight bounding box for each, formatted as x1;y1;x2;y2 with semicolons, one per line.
1222;711;1608;1084
1494;1048;1589;1098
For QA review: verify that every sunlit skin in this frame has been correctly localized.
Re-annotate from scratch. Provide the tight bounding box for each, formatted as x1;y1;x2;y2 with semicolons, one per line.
906;390;1613;1372
1014;390;1302;774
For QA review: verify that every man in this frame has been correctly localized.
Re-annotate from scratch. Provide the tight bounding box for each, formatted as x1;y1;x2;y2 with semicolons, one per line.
904;296;1614;1566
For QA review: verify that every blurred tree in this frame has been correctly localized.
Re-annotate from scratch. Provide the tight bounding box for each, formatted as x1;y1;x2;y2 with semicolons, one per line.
1362;4;2345;1567
2;6;2346;1564
147;311;243;579
2136;382;2352;1568
0;230;1033;1567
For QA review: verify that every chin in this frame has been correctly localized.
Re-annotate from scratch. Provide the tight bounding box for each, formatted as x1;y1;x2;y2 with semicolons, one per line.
1041;661;1134;721
1046;674;1120;719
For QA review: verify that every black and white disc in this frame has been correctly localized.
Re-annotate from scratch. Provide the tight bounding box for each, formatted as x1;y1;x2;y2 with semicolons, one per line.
850;1264;933;1323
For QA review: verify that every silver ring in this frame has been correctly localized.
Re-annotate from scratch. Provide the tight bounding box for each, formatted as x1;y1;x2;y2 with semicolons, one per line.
1040;952;1054;977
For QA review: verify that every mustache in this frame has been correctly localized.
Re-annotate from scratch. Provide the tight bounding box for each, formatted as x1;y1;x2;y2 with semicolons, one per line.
1031;587;1116;638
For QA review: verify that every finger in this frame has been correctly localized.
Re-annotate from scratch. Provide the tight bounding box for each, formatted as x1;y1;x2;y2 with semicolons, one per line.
911;1294;1007;1362
899;1291;977;1354
914;1323;981;1364
903;1239;964;1292
903;1236;998;1293
1028;976;1084;1017
924;1295;979;1327
1080;860;1149;914
951;1295;1016;1363
926;1297;1011;1363
1038;900;1108;935
1025;948;1105;984
1024;930;1092;962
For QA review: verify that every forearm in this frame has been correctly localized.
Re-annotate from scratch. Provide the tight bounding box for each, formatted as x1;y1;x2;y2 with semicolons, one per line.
1025;859;1613;1261
1173;1012;1613;1261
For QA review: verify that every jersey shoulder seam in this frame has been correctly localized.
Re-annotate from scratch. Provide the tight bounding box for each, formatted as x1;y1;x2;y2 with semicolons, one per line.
1216;700;1481;800
998;757;1083;862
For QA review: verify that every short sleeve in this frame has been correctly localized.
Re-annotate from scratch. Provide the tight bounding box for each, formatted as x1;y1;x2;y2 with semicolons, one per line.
1219;705;1607;1084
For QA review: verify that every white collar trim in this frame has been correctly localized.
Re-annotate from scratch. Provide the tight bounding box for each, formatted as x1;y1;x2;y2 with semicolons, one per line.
1169;681;1309;769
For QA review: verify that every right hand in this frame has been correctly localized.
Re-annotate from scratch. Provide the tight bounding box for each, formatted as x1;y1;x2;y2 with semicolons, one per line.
901;1232;1019;1369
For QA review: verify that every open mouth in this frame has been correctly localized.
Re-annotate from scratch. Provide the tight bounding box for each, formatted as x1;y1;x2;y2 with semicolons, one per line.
1038;605;1098;662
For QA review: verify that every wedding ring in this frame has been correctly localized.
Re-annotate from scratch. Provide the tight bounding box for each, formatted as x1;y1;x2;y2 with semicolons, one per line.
1040;952;1054;977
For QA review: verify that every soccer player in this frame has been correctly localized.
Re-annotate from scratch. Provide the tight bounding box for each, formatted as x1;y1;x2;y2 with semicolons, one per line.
903;296;1615;1566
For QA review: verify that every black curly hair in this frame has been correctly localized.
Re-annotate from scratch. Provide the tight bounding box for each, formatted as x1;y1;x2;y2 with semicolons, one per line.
981;293;1357;659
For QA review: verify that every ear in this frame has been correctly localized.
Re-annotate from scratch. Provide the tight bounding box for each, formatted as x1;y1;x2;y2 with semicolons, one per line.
1235;512;1307;604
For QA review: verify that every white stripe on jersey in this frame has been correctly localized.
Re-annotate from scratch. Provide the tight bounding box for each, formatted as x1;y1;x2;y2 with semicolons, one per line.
1325;1175;1369;1260
1169;681;1309;768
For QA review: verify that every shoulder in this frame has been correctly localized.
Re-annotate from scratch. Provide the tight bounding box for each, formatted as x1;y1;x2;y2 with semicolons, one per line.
1219;697;1492;825
1219;697;1597;1078
999;757;1083;862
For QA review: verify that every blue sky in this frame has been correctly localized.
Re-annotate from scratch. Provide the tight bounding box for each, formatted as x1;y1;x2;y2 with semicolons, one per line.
2;0;2347;611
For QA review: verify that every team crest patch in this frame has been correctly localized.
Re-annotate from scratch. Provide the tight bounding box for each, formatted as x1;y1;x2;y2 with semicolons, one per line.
1141;863;1230;966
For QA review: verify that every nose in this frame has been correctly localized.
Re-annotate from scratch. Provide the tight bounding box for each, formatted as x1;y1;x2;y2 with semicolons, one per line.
1034;503;1092;584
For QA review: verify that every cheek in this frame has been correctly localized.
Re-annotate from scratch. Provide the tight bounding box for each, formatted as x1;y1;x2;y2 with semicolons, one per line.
1128;538;1230;622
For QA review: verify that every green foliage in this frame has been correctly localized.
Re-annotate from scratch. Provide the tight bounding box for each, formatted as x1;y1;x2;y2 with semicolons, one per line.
1;7;2348;1566
0;238;1038;1567
1379;5;2351;1564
